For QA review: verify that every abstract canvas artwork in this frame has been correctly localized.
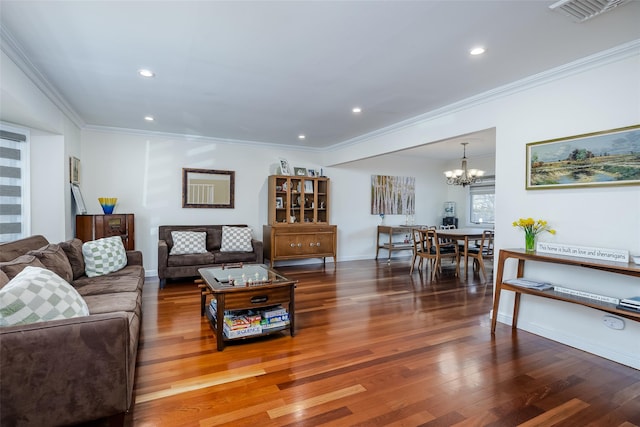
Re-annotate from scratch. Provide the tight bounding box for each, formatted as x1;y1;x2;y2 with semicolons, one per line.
371;175;415;215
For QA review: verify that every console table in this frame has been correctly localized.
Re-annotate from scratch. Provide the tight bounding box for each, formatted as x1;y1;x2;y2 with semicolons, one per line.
491;248;640;334
375;225;425;261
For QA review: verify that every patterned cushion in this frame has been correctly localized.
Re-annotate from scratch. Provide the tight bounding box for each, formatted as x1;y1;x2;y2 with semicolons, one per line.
169;231;208;255
0;266;90;327
27;244;74;283
220;226;253;252
82;236;127;278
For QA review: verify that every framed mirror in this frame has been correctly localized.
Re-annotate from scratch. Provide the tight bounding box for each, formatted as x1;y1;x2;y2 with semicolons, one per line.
182;168;235;208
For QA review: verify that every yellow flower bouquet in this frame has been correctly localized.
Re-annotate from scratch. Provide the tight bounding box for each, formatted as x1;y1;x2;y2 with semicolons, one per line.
513;217;556;252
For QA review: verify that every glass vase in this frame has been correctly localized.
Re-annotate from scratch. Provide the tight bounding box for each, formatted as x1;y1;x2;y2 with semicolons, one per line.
525;232;536;252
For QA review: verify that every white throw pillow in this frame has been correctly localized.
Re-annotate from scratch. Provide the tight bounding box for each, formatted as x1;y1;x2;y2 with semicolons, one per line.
169;231;208;255
220;226;253;252
82;236;127;277
0;266;90;327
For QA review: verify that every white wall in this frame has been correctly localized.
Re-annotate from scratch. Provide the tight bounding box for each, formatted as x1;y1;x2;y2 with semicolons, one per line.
80;130;326;271
327;153;452;261
0;50;82;241
324;48;640;369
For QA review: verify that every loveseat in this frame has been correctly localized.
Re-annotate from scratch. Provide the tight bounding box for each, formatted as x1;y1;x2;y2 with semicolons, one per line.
158;224;263;288
0;235;144;427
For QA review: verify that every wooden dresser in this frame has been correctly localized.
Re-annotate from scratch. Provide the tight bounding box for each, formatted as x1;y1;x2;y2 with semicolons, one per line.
75;214;135;250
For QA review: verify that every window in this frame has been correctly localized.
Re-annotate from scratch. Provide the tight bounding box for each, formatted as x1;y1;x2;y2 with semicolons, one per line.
0;126;29;242
469;175;494;225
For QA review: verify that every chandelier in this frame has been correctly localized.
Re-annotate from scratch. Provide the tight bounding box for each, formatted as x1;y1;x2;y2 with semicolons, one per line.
444;142;485;187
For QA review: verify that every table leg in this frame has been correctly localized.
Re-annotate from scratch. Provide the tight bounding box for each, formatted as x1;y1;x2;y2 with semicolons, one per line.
512;293;522;329
201;290;206;317
463;237;469;275
289;284;296;337
491;285;501;334
216;295;225;351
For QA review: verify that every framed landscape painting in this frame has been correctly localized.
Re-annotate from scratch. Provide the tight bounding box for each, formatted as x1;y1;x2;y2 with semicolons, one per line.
526;124;640;190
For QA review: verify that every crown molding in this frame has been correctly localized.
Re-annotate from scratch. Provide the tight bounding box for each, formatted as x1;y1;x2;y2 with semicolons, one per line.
82;124;324;153
326;39;640;152
0;26;86;129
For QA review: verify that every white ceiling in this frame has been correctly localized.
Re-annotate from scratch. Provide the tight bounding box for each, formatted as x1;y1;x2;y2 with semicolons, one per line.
1;1;639;159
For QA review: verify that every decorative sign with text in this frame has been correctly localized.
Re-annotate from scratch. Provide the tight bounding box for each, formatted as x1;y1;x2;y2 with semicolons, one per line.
536;242;629;263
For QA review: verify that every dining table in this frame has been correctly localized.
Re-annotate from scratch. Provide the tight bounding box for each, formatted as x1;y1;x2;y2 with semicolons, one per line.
436;228;488;275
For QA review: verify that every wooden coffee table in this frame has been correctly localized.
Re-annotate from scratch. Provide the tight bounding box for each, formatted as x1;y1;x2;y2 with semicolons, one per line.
198;264;297;351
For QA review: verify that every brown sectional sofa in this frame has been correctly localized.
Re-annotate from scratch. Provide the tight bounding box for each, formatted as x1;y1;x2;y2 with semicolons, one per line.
157;224;263;288
0;235;144;427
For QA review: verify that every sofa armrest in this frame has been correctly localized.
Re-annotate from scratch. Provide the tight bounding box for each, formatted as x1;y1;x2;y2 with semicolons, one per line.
252;238;264;264
158;239;168;281
126;250;143;266
0;313;132;426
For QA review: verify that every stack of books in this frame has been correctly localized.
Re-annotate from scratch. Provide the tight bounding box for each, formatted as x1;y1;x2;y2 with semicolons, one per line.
208;301;290;338
504;278;553;291
260;305;290;331
617;296;640;313
222;312;262;338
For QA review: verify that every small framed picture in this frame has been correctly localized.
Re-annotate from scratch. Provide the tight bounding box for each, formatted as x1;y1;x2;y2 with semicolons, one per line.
70;156;80;184
304;180;314;193
294;167;307;176
279;158;291;176
308;169;316;177
70;183;87;214
275;197;283;208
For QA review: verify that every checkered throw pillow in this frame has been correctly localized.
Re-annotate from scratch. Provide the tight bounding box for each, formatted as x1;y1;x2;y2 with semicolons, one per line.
169;231;208;255
0;266;90;327
82;236;127;277
220;226;253;252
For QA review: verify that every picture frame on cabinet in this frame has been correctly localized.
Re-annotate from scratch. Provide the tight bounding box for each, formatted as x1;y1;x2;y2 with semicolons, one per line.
70;183;87;214
526;124;640;190
294;167;307;176
279;158;291;176
304;180;314;193
307;169;316;177
275;197;283;209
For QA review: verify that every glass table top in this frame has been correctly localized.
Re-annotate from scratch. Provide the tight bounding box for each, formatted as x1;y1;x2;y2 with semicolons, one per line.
199;264;292;289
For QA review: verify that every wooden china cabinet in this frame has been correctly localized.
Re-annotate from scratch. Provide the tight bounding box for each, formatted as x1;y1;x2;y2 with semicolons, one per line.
263;175;337;266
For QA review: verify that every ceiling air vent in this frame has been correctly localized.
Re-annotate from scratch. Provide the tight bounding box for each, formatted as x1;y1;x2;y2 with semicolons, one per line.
549;0;632;22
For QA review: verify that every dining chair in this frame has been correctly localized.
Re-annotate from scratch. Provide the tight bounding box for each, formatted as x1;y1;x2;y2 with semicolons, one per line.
468;229;494;281
409;228;427;275
410;228;440;276
411;229;459;280
438;224;457;246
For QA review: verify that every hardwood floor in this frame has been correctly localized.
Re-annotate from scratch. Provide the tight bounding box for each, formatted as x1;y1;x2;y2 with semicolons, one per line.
123;259;640;426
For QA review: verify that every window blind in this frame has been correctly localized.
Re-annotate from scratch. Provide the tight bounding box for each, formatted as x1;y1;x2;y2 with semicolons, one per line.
0;130;27;242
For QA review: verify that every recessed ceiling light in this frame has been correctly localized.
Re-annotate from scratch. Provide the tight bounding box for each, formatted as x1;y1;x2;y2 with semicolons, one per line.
138;69;155;78
298;134;306;140
352;107;362;113
144;116;155;122
470;47;486;56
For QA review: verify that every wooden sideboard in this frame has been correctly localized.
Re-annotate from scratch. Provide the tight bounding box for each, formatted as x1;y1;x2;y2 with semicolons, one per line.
75;214;135;250
263;224;337;266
